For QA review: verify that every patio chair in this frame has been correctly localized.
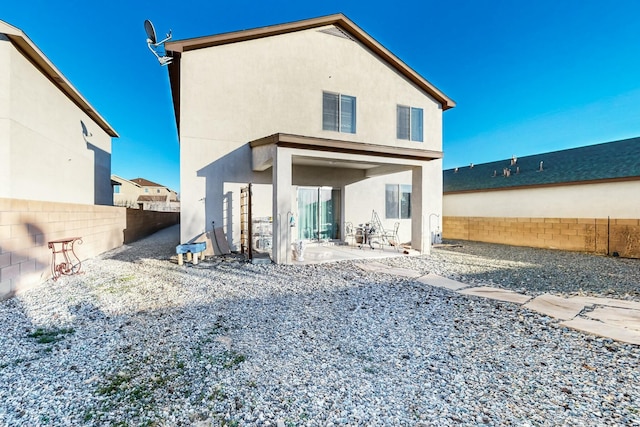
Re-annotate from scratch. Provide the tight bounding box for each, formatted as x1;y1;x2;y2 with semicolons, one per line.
344;222;356;246
370;210;400;251
381;222;400;251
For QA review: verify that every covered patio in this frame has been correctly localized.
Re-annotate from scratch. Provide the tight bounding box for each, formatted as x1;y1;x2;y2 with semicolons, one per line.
250;133;443;264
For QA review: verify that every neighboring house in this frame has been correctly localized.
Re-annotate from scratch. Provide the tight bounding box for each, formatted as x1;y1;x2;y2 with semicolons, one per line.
0;19;118;205
442;137;640;257
112;175;179;211
164;14;455;263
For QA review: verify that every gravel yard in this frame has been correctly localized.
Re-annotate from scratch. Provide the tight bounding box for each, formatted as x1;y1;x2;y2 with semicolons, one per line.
1;225;639;426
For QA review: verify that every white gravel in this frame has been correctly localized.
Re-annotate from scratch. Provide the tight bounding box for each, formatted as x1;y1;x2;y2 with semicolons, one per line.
1;225;639;426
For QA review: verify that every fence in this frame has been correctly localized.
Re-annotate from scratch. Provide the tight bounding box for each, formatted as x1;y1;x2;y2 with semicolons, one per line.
442;216;640;258
0;198;180;299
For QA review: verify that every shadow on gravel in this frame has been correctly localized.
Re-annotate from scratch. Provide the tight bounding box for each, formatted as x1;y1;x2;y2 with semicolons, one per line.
105;225;181;264
4;239;640;426
8;269;640;426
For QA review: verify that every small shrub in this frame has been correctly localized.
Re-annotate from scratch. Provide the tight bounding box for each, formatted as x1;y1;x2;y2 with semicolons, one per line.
221;351;246;369
27;327;74;344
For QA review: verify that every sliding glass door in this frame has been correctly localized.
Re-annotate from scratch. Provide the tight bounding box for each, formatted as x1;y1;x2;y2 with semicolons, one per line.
297;187;340;241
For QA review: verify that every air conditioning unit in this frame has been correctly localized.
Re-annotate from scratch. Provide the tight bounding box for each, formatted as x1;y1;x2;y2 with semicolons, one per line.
431;232;442;245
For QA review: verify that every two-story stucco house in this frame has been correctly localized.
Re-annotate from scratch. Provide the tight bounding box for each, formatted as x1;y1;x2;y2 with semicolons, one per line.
165;14;454;263
112;175;180;211
0;19;118;206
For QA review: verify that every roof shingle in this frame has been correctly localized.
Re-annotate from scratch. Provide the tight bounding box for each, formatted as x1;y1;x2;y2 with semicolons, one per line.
443;137;640;193
131;178;164;187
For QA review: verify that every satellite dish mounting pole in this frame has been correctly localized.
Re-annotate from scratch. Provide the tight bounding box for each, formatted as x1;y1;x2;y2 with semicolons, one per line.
144;19;173;66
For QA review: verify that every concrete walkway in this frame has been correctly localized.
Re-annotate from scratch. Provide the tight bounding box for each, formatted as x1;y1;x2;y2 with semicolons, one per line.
289;246;640;345
362;266;640;346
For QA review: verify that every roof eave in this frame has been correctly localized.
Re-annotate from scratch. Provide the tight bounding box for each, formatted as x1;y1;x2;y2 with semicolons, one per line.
251;133;444;161
165;13;455;115
444;175;640;194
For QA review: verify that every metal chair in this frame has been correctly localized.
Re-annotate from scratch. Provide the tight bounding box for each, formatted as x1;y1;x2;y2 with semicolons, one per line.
344;222;356;246
370;210;400;251
381;222;400;251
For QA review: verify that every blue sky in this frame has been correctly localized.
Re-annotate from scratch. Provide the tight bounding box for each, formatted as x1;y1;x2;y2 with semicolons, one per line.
3;1;640;193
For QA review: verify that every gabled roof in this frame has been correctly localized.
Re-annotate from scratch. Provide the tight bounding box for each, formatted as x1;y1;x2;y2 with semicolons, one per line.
0;20;118;137
443;137;640;194
131;178;165;187
165;14;455;131
111;175;142;188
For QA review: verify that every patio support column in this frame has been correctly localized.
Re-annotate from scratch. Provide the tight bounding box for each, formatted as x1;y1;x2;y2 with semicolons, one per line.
411;165;425;254
272;147;292;264
411;160;443;254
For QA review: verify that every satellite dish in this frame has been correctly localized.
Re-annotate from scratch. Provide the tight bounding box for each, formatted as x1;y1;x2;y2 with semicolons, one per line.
144;19;157;45
144;19;173;66
80;120;92;138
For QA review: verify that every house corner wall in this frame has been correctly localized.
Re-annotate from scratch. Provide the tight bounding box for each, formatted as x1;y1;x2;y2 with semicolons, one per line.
0;35;12;198
6;33;113;205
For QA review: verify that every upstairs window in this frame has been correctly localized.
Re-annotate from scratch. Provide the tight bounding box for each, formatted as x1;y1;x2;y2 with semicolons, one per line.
323;92;356;133
397;105;423;142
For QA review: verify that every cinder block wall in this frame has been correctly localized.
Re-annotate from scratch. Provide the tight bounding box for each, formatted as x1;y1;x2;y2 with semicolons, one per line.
124;209;180;244
0;198;126;299
443;216;640;258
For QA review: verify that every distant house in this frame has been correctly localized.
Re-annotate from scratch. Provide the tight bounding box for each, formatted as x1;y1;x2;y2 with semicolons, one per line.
112;175;179;211
0;19;118;205
164;14;455;263
442;137;640;257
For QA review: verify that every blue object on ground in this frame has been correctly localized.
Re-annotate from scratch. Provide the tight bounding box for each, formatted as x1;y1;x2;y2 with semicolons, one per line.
176;242;206;254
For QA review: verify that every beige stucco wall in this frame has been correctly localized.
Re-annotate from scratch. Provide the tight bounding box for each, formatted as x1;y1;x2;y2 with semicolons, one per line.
179;25;443;247
0;36;113;205
345;168;444;246
443;181;640;219
0;36;12;194
113;178;142;207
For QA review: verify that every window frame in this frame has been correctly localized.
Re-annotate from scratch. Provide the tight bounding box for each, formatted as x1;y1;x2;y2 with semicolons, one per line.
323;91;357;134
385;184;412;219
397;105;423;142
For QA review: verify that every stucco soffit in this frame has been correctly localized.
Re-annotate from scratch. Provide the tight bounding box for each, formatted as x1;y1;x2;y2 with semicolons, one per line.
252;143;276;171
250;133;443;162
0;20;118;137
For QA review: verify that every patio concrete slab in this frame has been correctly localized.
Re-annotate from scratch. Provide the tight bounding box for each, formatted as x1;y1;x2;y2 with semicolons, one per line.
560;318;640;345
584;306;640;333
355;262;421;278
523;294;586;320
384;267;422;278
293;244;407;265
567;296;640;311
458;286;532;304
416;274;469;291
